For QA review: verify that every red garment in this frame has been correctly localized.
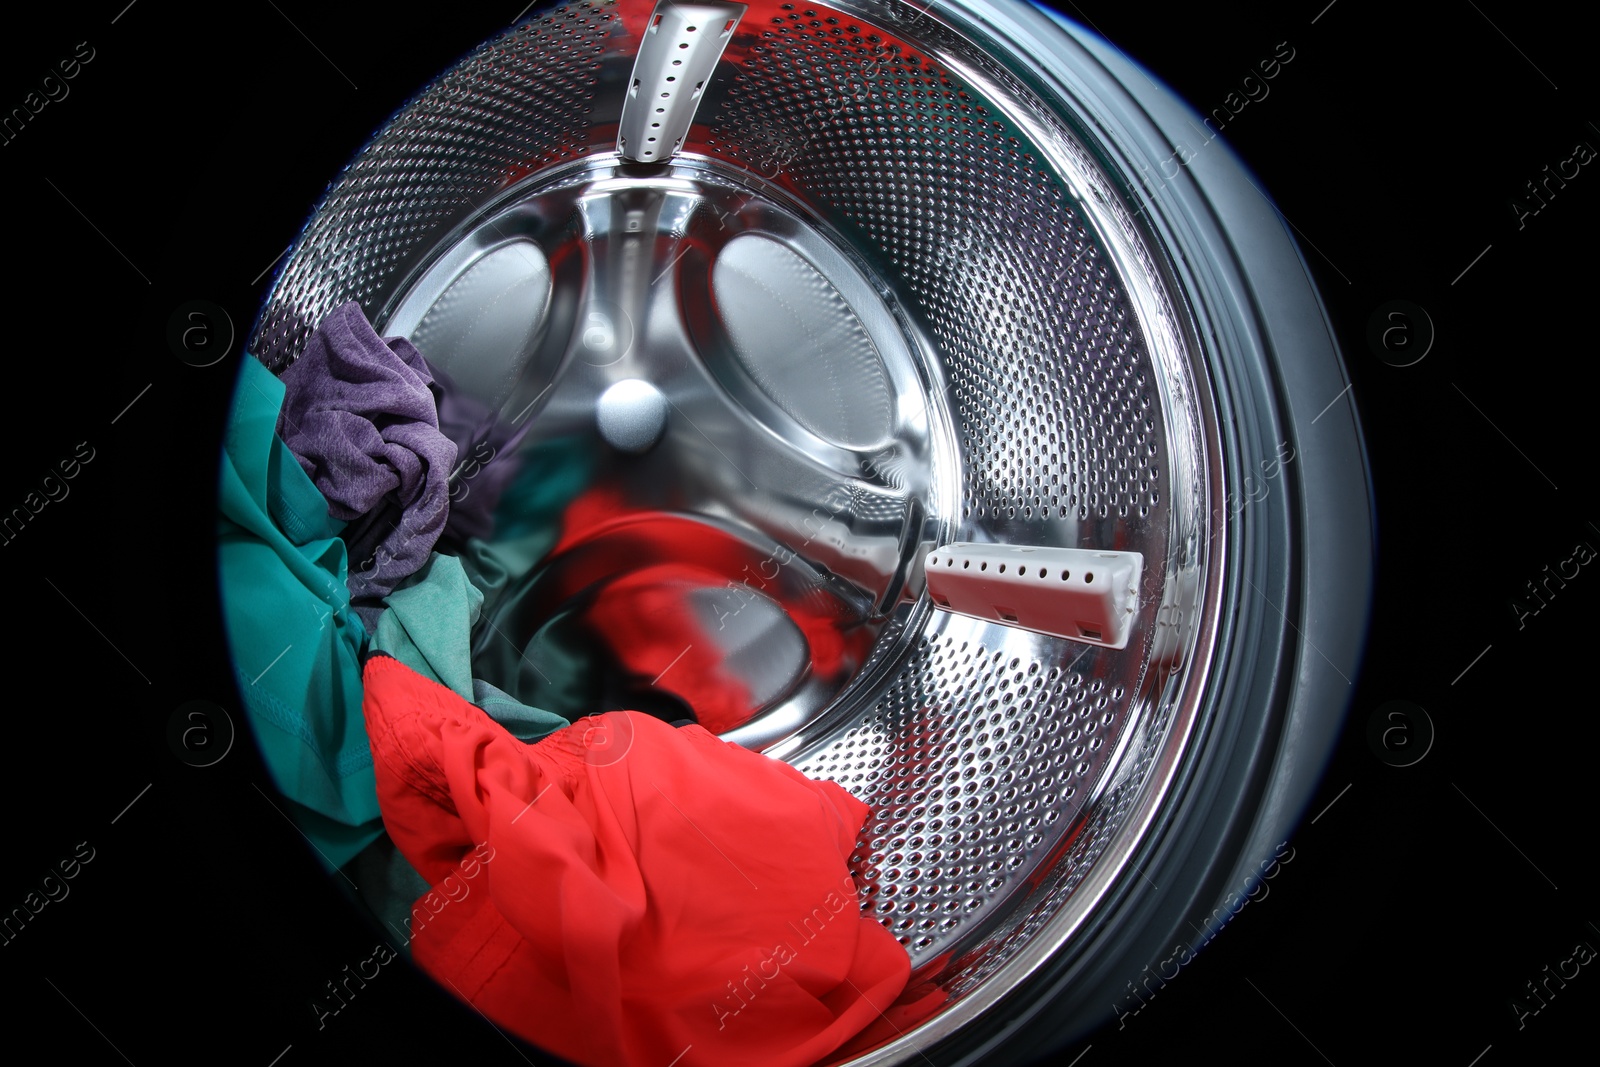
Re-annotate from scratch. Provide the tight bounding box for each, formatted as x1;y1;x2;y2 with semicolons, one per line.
362;654;925;1067
580;564;757;734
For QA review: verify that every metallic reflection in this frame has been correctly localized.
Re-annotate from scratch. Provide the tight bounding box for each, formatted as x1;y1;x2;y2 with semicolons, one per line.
385;166;948;739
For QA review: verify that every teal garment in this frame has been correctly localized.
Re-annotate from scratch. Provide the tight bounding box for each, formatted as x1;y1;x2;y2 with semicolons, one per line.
472;679;573;744
218;356;382;869
373;553;480;696
371;552;569;744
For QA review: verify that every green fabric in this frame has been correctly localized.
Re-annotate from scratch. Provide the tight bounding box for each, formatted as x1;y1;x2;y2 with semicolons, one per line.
373;553;482;697
372;551;569;744
459;538;609;726
485;433;594;548
454;435;602;724
218;356;381;870
471;678;573;744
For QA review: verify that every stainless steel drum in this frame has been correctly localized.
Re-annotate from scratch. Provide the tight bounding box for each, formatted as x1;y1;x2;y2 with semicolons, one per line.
246;0;1371;1061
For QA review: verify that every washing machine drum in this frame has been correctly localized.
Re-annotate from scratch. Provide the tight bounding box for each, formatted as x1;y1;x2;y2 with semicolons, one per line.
248;0;1370;1061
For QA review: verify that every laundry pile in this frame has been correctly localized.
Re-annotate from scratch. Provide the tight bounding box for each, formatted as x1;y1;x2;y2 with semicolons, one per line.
217;302;942;1066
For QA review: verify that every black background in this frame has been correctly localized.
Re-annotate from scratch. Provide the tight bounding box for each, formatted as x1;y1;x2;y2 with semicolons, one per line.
1;1;1595;1064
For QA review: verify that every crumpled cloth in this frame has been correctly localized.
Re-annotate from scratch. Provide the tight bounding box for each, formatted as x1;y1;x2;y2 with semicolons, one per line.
371;551;569;744
276;301;457;627
362;652;940;1067
218;354;381;868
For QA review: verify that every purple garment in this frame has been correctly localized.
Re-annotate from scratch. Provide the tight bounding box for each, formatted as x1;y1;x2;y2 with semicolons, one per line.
276;301;457;628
